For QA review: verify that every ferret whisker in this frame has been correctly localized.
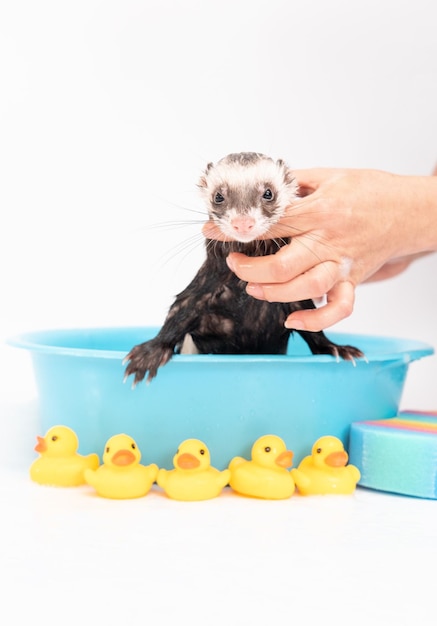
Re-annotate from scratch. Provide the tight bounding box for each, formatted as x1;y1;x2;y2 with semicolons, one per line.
160;243;203;269
138;219;207;233
288;235;342;281
125;151;363;385
205;237;215;256
157;232;205;268
211;240;221;259
269;220;338;256
154;196;209;217
182;208;209;218
272;237;289;250
263;224;342;283
288;227;343;258
205;237;220;259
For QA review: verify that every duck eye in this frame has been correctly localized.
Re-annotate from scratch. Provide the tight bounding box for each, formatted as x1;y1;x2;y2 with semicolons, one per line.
106;447;110;453
262;189;273;200
131;443;136;449
200;449;205;455
51;436;58;441
316;448;322;454
264;446;271;453
214;192;225;204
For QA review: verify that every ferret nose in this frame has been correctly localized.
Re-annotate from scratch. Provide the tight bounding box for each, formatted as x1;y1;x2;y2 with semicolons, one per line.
231;216;256;235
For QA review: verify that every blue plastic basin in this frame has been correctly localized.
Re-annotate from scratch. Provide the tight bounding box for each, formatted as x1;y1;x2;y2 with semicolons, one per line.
8;327;434;469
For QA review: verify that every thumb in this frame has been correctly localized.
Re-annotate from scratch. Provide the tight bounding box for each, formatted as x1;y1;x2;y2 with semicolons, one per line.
293;168;336;196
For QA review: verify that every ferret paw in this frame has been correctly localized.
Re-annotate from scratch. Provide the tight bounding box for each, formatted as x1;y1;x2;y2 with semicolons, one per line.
331;344;365;363
123;341;174;386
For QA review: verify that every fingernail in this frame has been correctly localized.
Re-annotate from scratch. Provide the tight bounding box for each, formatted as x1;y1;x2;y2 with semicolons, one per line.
226;256;235;272
246;283;265;298
284;319;306;330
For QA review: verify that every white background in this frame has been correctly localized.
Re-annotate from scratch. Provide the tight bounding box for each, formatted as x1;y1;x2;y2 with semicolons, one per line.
1;0;437;407
1;2;437;624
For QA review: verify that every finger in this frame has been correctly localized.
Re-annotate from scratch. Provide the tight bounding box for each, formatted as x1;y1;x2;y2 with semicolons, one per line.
202;168;335;242
290;168;333;195
262;186;333;240
293;167;338;189
246;261;342;303
227;239;326;284
202;209;311;242
202;188;322;243
284;281;355;331
202;183;323;243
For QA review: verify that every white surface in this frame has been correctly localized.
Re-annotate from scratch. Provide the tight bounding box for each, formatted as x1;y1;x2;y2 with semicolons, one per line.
1;473;437;626
2;404;437;625
1;2;437;623
2;392;437;625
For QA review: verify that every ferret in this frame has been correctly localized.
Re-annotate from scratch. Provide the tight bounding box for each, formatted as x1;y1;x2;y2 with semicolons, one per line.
124;152;362;384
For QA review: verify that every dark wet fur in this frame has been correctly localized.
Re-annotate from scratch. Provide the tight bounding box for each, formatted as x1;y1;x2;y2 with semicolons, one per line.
124;237;363;385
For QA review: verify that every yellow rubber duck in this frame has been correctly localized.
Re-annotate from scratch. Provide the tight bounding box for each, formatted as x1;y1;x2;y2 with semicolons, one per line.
228;434;295;499
157;439;230;501
84;433;158;499
291;435;361;495
30;425;99;487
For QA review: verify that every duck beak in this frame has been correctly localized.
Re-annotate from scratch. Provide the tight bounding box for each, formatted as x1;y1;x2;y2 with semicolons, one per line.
34;436;47;453
112;449;136;466
177;453;200;470
325;451;348;467
275;450;294;468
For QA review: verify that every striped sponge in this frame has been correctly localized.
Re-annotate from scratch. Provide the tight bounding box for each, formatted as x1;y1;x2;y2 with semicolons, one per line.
348;411;437;499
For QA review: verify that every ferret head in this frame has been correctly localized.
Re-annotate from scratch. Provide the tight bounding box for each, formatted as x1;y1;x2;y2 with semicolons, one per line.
199;152;298;243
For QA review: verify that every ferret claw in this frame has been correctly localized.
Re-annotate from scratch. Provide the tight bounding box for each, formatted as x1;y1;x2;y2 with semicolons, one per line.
123;341;174;387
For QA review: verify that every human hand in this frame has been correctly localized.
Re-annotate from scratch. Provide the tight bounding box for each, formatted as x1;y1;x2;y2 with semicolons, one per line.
203;168;437;330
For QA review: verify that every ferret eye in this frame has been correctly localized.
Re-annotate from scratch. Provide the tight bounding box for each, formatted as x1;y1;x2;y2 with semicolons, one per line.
262;189;273;201
214;192;225;204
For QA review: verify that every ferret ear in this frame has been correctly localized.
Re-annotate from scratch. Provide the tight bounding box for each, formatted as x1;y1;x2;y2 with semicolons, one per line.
198;162;214;188
276;159;296;187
